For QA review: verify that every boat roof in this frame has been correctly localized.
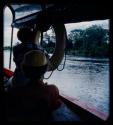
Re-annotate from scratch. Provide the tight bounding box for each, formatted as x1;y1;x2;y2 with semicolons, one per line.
7;3;109;28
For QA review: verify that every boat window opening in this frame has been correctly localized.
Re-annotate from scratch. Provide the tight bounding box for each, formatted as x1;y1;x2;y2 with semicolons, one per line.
39;25;67;79
44;20;109;117
41;26;66;71
3;3;110;121
41;26;55;57
4;7;14;70
35;28;53;79
41;26;55;79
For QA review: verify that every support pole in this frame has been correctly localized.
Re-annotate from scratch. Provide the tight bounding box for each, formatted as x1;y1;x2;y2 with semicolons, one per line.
9;25;14;69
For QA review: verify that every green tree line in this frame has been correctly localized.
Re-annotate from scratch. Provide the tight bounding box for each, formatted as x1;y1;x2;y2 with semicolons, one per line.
4;25;109;58
66;25;109;57
42;25;109;58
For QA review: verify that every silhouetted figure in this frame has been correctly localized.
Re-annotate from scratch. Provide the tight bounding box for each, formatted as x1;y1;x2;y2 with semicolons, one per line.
12;28;40;87
6;50;61;121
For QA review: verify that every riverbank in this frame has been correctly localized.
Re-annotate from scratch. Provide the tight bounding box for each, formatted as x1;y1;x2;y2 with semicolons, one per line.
4;48;109;60
65;49;109;58
66;55;109;63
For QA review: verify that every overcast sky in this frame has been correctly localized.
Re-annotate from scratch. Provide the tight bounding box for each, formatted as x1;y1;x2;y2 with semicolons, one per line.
4;7;109;46
65;19;109;34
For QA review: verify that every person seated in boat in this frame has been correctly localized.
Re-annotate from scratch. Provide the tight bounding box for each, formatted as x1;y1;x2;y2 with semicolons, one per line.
22;50;61;108
12;28;44;87
6;50;61;121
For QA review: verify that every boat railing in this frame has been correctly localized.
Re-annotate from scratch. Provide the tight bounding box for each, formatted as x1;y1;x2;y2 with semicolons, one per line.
59;91;108;121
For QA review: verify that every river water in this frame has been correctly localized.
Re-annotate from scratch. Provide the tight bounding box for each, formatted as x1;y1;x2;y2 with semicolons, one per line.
4;50;109;115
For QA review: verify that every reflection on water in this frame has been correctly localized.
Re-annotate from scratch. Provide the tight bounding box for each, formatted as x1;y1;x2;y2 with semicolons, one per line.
4;50;109;115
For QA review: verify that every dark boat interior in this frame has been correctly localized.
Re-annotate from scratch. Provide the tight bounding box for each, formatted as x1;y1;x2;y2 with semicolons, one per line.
3;2;109;121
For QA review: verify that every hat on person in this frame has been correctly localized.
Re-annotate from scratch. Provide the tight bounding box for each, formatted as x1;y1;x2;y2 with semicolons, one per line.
21;50;48;79
22;50;48;67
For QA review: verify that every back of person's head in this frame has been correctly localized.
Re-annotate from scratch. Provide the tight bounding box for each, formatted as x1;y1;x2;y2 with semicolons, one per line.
21;50;48;80
17;28;35;43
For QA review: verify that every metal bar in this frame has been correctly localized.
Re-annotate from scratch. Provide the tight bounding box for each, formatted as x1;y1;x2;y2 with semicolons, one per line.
40;31;43;46
8;5;15;69
9;9;15;69
9;25;14;69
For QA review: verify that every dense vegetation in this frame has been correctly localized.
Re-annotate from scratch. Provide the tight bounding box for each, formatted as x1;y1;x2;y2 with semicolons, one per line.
66;25;109;57
43;25;109;58
4;25;109;58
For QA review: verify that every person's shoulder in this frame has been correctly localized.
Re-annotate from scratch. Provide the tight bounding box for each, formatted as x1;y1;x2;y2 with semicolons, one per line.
13;43;23;51
13;42;21;47
47;84;58;89
46;84;59;93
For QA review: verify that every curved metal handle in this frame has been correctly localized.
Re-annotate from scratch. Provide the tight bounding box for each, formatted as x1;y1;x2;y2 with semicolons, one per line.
34;23;67;72
47;23;66;71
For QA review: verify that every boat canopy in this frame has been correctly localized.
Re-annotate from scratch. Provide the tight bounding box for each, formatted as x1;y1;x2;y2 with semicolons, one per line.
7;3;109;29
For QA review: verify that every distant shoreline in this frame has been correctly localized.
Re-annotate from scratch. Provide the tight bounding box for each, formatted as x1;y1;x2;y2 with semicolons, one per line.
3;47;11;50
4;49;109;60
